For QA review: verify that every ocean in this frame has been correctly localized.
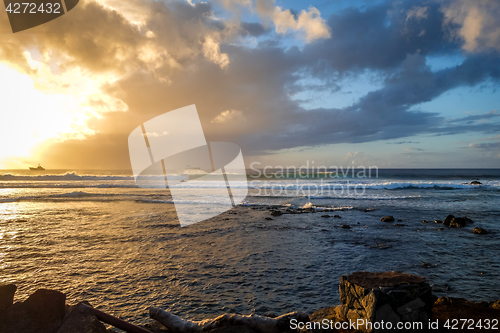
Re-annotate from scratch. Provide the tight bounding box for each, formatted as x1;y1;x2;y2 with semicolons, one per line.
0;169;499;325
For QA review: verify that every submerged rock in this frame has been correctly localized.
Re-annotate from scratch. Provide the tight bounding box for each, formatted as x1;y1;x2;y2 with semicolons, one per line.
380;216;395;222
443;215;473;228
472;227;488;234
341;225;350;229
269;210;282;217
443;215;454;226
449;217;467;228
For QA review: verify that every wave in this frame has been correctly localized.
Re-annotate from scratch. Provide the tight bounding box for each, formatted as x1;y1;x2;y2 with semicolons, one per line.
0;172;134;181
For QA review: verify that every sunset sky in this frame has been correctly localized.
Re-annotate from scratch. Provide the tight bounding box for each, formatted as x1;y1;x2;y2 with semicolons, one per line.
1;0;499;169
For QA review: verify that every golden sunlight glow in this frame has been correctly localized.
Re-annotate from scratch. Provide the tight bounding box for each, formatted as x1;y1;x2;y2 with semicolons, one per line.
0;48;128;169
0;64;82;167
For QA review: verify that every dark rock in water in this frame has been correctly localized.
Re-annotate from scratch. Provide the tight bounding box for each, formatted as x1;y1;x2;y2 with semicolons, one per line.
269;210;282;216
321;214;330;218
434;220;442;224
380;216;395;222
0;284;16;311
333;272;434;332
433;297;500;332
449;217;467;228
421;262;431;268
464;216;474;223
434;227;445;231
394;223;406;227
341;225;350;229
443;215;454;226
333;215;341;218
472;227;488;234
422;220;428;223
470;181;483;185
0;289;66;333
57;302;107;333
264;217;273;220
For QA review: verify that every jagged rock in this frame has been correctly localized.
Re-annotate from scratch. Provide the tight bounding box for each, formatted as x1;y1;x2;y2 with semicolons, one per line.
443;215;454;226
0;284;16;311
0;289;66;333
336;272;433;332
433;297;500;332
472;227;488;234
380;216;395;222
57;302;107;333
470;181;482;185
492;300;500;310
269;210;282;216
449;217;467;228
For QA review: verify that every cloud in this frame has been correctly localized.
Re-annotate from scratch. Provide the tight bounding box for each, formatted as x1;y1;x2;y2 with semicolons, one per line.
2;0;500;168
387;141;420;144
211;109;246;123
220;0;330;43
443;0;500;52
468;142;500;149
407;6;428;21
272;6;331;42
203;37;230;68
405;147;425;151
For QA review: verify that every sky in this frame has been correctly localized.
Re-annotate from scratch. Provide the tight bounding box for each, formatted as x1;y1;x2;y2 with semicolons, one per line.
0;0;499;169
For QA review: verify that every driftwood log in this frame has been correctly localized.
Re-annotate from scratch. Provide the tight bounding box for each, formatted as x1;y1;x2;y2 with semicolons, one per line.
149;307;309;333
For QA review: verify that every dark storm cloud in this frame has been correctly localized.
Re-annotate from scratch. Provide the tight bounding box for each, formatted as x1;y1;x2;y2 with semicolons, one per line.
301;1;460;75
449;110;499;123
240;22;270;37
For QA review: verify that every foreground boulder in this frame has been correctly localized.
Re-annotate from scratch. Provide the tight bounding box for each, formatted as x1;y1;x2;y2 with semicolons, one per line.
432;297;500;332
311;272;434;332
0;289;66;333
57;302;107;333
0;283;17;311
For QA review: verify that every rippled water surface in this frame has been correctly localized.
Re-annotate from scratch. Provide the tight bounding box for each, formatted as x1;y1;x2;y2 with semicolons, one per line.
1;169;499;325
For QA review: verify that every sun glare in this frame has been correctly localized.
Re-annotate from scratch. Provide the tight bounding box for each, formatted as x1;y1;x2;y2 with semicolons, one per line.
0;64;90;168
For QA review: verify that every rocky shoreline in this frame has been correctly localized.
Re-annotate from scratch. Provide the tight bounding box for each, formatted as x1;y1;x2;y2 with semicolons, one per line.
2;271;499;333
